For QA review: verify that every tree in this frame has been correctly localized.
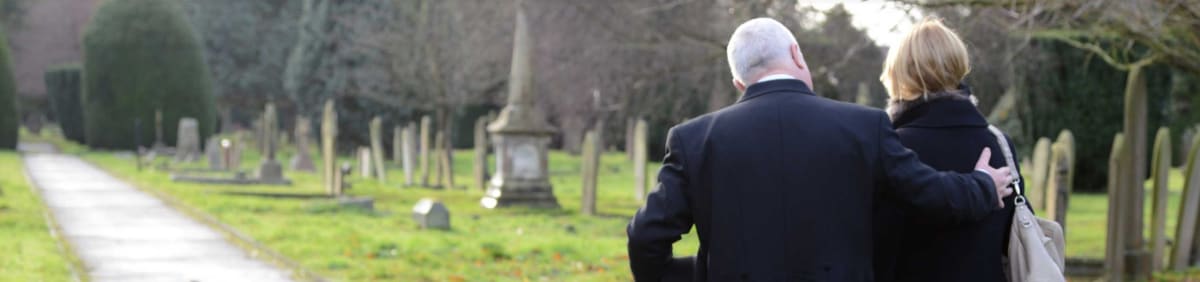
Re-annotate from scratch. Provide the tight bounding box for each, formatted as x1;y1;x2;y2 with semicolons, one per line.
81;0;216;149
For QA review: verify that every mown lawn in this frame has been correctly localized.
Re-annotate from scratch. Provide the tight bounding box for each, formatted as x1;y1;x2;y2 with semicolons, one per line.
0;151;77;281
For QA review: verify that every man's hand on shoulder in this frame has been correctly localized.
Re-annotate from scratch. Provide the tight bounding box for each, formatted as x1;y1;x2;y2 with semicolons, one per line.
973;148;1014;208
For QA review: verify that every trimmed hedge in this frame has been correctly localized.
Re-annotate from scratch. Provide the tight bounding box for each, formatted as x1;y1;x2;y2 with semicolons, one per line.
0;27;15;150
82;0;215;149
44;65;84;143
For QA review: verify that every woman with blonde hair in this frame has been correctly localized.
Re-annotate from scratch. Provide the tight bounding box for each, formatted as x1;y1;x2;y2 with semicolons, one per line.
872;18;1025;282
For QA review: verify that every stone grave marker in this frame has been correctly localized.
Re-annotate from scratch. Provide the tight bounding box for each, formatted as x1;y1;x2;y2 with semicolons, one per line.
581;130;600;216
412;198;450;230
420;116;432;187
257;103;285;183
153;109;165;150
290;116;316;172
321;100;341;196
1173;134;1200;271
173;118;201;162
205;137;221;170
1106;133;1128;281
633;118;648;201
1030;137;1052;211
1044;135;1075;232
432;131;446;188
1149;128;1171;271
474;116;489;191
402;124;416;186
369;117;387;183
393;125;402;166
358;147;372;179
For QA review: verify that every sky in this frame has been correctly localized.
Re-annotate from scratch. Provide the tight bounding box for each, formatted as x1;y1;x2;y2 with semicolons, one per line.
807;0;922;47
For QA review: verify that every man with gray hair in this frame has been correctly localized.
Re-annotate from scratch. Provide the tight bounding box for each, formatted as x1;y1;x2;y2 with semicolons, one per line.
626;18;1012;281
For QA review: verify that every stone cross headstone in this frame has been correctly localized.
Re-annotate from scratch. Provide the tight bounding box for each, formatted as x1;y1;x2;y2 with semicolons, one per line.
1172;133;1200;271
173;118;201;162
257;103;283;182
581;130;600;216
1030;138;1052;212
1105;133;1128;281
633;118;648;201
369;117;387;183
1148;128;1172;271
412;198;450;230
358;147;372;179
402;124;416;186
205;137;221;170
321;100;341;196
474;116;489;191
480;0;560;209
290;116;316;172
419;116;432;187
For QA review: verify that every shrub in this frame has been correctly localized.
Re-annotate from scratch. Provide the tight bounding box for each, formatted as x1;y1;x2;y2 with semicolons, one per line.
81;0;215;149
0;27;15;150
44;64;84;143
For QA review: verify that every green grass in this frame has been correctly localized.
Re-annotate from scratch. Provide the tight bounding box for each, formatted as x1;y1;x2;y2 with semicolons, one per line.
0;152;77;281
82;143;695;281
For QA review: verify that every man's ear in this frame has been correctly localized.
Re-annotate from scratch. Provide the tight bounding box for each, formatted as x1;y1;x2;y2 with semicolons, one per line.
733;79;747;92
790;44;806;70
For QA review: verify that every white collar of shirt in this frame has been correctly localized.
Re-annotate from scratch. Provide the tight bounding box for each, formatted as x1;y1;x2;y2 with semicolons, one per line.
756;74;796;83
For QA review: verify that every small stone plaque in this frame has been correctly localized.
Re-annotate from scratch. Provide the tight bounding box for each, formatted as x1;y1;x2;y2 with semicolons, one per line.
412;198;450;230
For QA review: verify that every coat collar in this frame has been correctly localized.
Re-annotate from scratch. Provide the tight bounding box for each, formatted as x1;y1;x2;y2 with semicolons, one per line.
889;86;989;129
737;79;815;103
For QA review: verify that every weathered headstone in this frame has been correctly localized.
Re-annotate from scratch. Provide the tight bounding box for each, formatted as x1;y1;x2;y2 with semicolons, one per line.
290;116;316;172
393;125;403;166
480;1;560;209
419;116;432;187
1106;133;1128;281
256;103;284;182
432;131;446;188
1172;134;1200;271
625;117;635;160
581;130;600;216
474;116;489;191
1030;138;1052;212
321;100;341;196
402;124;416;186
173;118;201;162
1122;69;1151;280
633;118;648;201
369;117;387;183
1149;128;1171;271
1045;130;1075;232
205;137;221;170
358;147;372;179
412;198;450;230
224;137;243;170
1182;126;1197;166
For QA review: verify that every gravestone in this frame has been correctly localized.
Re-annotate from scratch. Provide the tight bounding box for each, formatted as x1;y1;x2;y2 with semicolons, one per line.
1030;138;1052;211
1149;128;1171;271
338;197;375;211
205;137;221;170
290;116;316;172
1106;133;1128;281
626;118;636;160
474;116;489;191
173;118;201;162
1182;126;1197;167
358;147;372;178
369;117;387;183
580;130;600;216
412;198;450;230
257;103;284;182
633;118;648;201
420;116;432;187
402;124;416;186
432;131;446;188
480;1;560;209
393;125;402;166
321;100;341;196
1045;130;1075;232
1172;134;1200;271
153;109;165;150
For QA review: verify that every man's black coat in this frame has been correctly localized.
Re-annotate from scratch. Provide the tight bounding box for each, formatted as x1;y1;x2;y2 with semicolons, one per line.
626;79;1000;281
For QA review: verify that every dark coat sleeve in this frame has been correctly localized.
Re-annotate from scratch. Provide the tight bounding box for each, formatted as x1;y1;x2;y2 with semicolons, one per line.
875;113;999;223
627;127;695;281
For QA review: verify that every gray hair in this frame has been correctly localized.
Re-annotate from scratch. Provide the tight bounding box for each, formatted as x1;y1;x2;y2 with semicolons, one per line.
726;18;799;84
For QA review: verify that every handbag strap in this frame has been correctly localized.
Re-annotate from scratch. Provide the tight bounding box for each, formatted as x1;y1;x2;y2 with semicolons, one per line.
986;125;1025;205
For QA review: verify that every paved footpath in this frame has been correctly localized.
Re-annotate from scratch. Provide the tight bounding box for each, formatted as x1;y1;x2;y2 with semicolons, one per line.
22;146;294;282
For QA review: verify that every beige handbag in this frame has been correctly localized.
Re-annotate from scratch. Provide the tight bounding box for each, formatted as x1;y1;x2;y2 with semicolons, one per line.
988;125;1067;282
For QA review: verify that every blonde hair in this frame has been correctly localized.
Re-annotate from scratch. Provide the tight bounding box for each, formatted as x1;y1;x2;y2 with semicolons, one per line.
880;18;971;101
